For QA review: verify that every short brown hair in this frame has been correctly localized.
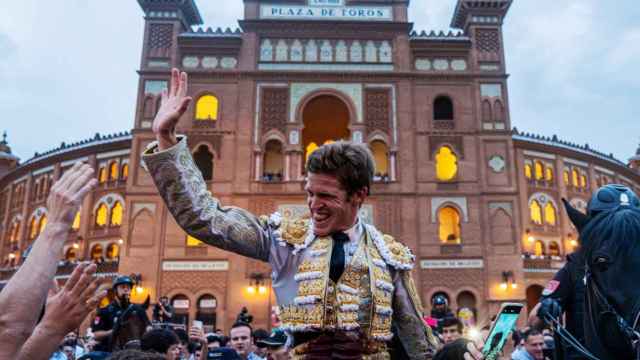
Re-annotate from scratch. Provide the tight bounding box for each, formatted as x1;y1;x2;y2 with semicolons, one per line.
306;141;375;195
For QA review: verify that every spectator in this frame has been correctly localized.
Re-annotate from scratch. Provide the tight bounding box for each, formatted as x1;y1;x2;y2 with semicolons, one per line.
153;296;174;324
256;328;289;360
440;317;463;345
108;349;165;359
206;334;222;349
229;322;260;360
0;163;98;359
512;329;545;360
252;329;269;359
173;328;190;358
433;338;472;360
64;332;86;359
141;328;181;360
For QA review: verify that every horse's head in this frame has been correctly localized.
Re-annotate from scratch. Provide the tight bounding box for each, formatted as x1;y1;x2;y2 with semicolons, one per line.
111;300;151;351
565;185;640;358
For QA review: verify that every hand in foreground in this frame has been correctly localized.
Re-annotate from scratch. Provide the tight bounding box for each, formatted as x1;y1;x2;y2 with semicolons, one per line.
46;162;97;227
40;263;107;336
189;325;207;345
464;339;484;360
152;68;192;150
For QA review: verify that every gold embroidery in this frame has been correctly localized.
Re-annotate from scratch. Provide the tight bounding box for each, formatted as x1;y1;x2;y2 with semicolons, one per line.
297;260;325;274
298;280;325;297
280;216;310;246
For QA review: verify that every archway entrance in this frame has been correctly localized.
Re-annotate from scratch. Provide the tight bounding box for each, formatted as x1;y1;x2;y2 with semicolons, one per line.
526;285;544;314
302;95;350;163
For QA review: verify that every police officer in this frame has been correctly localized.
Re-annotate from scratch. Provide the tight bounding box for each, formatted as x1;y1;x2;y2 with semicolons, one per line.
532;185;640;360
91;275;134;352
431;295;455;330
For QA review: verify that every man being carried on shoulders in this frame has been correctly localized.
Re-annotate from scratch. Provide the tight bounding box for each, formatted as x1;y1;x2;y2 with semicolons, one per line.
142;68;441;359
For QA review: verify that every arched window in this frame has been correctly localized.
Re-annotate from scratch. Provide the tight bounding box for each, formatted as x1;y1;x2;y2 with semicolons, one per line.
580;174;588;189
193;145;214;181
370;140;389;179
106;243;119;260
195;95;219;121
196;294;218;332
143;95;156;118
433;96;454;120
563;170;570;185
29;217;38;240
95;204;108;227
545;167;554;182
110;201;123;226
530;200;542;225
302;95;350;165
187;235;204;247
305;142;318;163
10;221;20;242
572;169;579;187
109;161;119;181
98;167;108;184
121;163;129;180
534;161;544;180
91;244;103;261
171;294;191;326
435;146;458;181
534;240;545;257
544;202;556;225
72;211;81;231
263;140;284;182
38;215;47;235
65;247;77;262
438;206;461;244
524;163;532;179
549;242;560;257
494;100;505;122
481;100;492;123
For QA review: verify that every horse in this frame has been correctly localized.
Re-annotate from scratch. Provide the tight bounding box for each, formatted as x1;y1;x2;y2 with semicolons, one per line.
109;297;151;351
564;185;640;359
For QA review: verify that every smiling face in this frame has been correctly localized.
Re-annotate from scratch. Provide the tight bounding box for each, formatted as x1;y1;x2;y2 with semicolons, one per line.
305;172;365;237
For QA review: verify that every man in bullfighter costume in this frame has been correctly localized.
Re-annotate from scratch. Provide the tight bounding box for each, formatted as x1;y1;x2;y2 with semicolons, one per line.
142;69;438;359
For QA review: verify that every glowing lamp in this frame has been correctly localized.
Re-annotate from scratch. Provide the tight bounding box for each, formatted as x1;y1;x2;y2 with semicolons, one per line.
247;286;256;294
118;239;124;245
511;282;518;290
8;253;16;259
258;286;267;294
72;243;80;249
500;282;508;290
136;286;144;293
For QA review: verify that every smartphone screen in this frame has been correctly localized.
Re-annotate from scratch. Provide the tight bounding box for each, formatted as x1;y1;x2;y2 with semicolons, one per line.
193;320;203;330
482;303;523;358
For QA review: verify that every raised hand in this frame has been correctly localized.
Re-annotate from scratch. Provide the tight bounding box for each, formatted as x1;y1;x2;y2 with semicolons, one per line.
46;162;97;229
152;68;192;150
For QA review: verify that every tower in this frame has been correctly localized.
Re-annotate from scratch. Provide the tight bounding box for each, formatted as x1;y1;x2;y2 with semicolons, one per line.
630;142;640;173
0;132;19;179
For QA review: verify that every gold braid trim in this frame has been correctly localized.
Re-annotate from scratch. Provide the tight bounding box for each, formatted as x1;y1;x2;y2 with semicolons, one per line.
401;270;438;347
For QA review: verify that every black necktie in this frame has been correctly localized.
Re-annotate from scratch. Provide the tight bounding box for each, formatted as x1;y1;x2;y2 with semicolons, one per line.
330;232;349;283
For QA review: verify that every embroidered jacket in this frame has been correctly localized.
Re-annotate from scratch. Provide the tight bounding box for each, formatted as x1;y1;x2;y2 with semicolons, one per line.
141;137;437;359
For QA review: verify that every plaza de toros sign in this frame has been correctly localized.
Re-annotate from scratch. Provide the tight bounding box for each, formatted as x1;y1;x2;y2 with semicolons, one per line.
260;1;393;22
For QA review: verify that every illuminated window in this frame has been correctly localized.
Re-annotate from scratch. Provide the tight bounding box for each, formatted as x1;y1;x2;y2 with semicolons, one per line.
95;204;108;227
544;202;556;225
433;96;454;120
263;140;284;181
10;221;20;242
545;167;553;181
121;163;129;180
534;161;544;180
370;140;389;177
534;240;545;257
530;200;542;225
524;164;532;179
109;161;119;181
106;243;119;260
65;248;77;262
438;206;461;244
549;242;560;257
38;215;47;235
72;211;81;231
195;95;219;121
110;201;123;226
572;169;579;187
91;244;103;261
187;235;204;247
98;167;108;183
563;170;570;185
435;146;458;181
580;174;587;189
29;217;38;239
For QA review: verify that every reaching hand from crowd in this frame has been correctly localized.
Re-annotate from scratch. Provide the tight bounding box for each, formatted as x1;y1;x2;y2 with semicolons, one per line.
152;68;192;150
0;163;97;359
464;341;485;360
17;263;107;360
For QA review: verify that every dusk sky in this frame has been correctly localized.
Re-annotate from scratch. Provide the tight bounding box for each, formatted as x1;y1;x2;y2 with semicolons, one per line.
0;0;638;163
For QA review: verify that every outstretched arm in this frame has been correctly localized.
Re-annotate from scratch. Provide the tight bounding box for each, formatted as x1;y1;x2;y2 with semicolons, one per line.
0;163;97;359
142;69;272;261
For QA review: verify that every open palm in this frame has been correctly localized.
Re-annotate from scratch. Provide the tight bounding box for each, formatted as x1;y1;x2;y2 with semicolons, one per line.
152;68;192;148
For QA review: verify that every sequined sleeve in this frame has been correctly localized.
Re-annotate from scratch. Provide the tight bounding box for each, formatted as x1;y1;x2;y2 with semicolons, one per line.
141;137;271;261
391;269;438;359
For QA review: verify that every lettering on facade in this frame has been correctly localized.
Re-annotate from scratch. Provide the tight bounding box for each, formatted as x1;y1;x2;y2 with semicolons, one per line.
162;261;229;271
260;5;392;21
420;259;484;269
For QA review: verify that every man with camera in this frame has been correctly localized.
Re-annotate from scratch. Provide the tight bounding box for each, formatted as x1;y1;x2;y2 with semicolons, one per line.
153;296;174;325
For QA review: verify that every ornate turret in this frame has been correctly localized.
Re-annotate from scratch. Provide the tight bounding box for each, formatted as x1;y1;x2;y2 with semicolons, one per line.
0;132;19;179
629;141;640;173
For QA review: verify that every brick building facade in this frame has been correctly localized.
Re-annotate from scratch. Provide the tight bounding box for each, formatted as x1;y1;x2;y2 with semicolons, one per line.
1;0;640;333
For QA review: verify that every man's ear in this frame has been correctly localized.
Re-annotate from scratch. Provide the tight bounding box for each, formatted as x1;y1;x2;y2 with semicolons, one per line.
352;187;368;206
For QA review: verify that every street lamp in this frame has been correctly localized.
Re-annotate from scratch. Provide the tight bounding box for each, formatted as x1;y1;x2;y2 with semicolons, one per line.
247;273;268;296
501;271;517;290
525;229;535;243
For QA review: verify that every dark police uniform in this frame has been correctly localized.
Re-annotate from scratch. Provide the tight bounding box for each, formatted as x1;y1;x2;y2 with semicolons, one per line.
91;301;127;352
541;251;586;360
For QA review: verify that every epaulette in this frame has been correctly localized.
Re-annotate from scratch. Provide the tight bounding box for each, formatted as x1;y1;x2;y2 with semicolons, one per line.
365;223;415;270
263;212;313;251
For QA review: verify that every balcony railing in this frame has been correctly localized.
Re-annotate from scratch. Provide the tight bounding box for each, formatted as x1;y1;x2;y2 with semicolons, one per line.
0;260;119;283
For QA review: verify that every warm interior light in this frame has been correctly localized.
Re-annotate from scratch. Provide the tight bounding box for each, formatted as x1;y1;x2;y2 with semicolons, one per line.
500;282;508;290
511;282;518;289
118;239;124;245
72;243;80;249
136;286;144;293
258;286;267;294
247;286;256;294
570;239;578;247
8;253;15;259
527;235;535;243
